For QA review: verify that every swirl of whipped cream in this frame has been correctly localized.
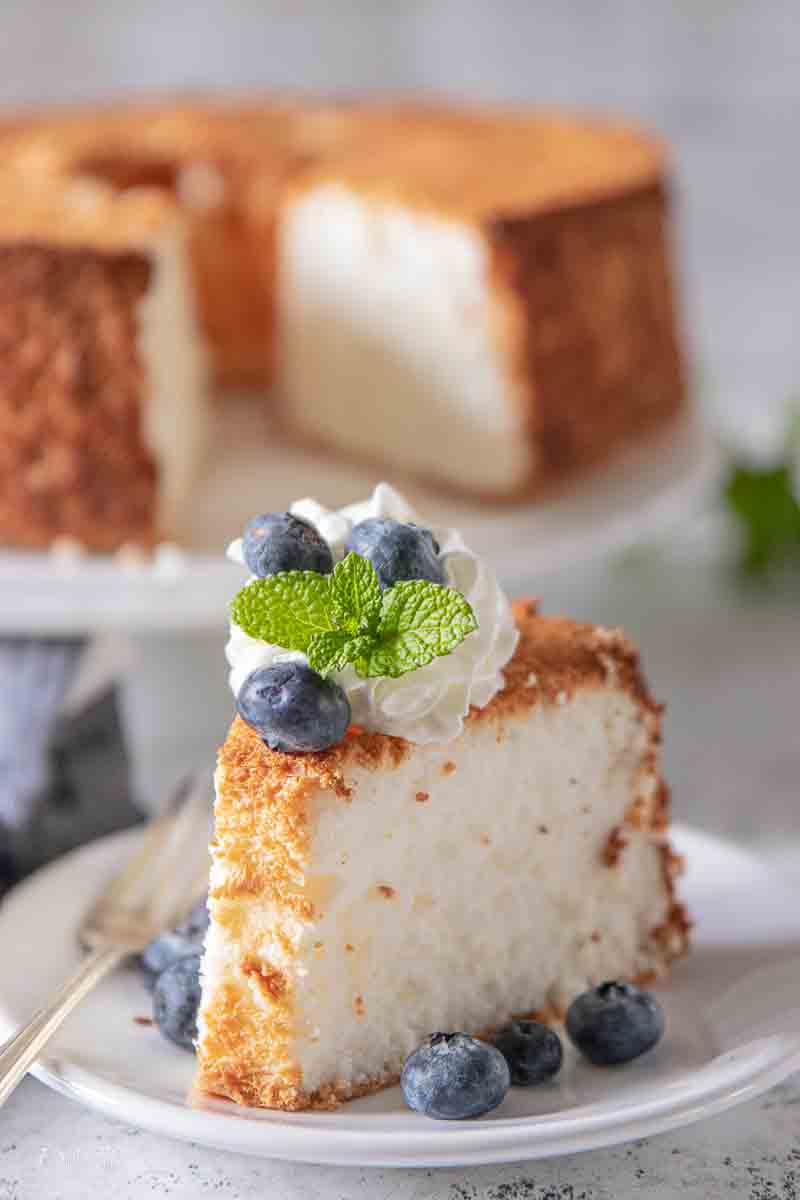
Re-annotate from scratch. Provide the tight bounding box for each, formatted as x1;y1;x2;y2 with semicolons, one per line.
226;483;518;745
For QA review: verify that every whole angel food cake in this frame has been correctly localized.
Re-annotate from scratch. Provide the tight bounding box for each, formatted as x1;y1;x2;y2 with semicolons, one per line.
0;96;685;548
196;484;689;1110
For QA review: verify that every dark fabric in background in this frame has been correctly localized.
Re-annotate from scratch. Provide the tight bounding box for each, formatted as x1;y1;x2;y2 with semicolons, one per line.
0;683;140;894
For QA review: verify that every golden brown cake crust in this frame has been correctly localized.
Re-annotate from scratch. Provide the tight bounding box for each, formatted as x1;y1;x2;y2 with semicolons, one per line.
0;98;302;389
288;107;666;220
198;602;689;1111
0;242;157;550
492;183;685;481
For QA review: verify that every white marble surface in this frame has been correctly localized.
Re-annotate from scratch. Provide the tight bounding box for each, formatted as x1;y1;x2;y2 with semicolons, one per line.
4;542;800;1198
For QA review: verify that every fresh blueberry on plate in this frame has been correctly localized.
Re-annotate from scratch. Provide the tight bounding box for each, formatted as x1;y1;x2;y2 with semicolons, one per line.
140;928;199;992
153;952;202;1050
566;981;665;1066
237;662;351;753
401;1032;510;1119
181;894;209;939
347;518;445;590
491;1018;563;1086
242;512;333;578
139;895;209;991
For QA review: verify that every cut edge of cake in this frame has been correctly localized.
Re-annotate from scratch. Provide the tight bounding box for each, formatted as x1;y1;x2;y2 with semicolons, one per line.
277;180;539;499
275;109;684;501
196;599;690;1111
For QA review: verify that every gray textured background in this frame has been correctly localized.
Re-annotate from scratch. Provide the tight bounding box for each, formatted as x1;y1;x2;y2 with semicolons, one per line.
0;0;797;442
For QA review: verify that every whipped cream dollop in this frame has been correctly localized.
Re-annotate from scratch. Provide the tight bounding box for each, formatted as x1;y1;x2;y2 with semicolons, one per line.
226;483;519;744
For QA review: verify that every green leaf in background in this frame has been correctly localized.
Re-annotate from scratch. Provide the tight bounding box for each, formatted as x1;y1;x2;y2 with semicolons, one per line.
724;463;800;576
329;552;381;634
231;571;333;650
360;580;478;679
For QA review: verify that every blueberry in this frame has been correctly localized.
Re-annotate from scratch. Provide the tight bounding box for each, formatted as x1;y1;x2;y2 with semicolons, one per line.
153;952;202;1050
140;929;199;992
566;981;665;1066
242;512;333;578
139;894;209;991
347;518;445;590
491;1019;563;1086
181;894;209;939
237;662;351;752
401;1032;510;1120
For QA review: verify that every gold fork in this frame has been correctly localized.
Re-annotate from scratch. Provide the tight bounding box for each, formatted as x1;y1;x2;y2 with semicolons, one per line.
0;771;211;1107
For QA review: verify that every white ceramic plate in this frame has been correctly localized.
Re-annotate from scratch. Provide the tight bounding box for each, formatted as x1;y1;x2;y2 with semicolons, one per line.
1;824;798;1167
0;405;719;634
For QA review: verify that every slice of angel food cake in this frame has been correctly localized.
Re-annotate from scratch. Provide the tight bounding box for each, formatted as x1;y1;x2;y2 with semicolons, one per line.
192;483;688;1113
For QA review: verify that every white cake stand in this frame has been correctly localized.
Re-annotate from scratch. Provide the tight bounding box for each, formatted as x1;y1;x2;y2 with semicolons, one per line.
1;403;721;809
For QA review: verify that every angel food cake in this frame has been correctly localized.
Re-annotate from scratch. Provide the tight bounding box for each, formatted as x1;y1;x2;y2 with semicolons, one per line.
0;176;208;549
0;97;684;549
194;484;689;1111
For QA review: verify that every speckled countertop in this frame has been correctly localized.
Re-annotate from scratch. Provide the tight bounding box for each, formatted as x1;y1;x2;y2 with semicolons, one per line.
4;548;800;1198
4;1071;800;1199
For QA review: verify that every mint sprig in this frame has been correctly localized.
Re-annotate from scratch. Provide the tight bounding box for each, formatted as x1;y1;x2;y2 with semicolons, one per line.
358;580;479;678
230;552;478;679
308;631;372;676
231;570;334;651
328;552;382;636
722;404;800;578
725;463;800;576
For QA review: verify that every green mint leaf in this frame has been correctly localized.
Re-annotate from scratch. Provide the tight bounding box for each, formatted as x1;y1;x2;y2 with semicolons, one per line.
307;631;351;675
231;571;333;651
308;631;372;676
329;552;382;634
359;581;478;679
785;401;800;456
724;463;800;576
230;554;479;683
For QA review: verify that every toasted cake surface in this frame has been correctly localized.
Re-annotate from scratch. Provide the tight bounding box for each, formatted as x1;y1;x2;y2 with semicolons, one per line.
0;172;211;549
494;182;684;477
288;108;666;220
0;242;158;550
197;602;688;1110
0;99;303;389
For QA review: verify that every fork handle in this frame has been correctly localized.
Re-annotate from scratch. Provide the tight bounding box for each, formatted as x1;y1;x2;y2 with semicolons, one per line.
0;945;126;1107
